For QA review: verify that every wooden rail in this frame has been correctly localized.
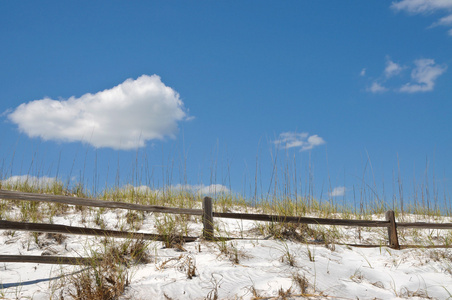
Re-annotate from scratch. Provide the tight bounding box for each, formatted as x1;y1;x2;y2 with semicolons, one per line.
212;211;390;227
397;222;452;229
204;198;452;250
1;190;452;266
0;220;197;243
0;255;99;265
0;189;202;216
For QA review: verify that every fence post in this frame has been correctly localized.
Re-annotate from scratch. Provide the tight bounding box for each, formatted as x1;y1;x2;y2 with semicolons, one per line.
203;197;214;240
385;210;400;250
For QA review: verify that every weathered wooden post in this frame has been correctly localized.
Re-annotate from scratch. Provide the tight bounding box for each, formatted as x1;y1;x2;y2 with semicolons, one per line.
202;197;214;240
385;210;400;250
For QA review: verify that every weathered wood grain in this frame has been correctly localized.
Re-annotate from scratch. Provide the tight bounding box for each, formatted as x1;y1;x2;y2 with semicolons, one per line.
202;197;214;240
4;189;452;253
213;212;390;228
397;222;452;229
0;189;202;215
385;210;400;250
0;255;97;265
0;220;198;242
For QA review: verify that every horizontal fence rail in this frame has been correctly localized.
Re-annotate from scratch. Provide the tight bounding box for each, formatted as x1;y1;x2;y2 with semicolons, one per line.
1;189;452;266
0;189;203;216
205;198;452;250
213;212;390;228
0;220;197;243
397;222;452;229
0;255;100;265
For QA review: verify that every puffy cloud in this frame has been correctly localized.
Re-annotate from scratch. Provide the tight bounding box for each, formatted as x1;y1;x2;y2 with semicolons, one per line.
274;132;326;151
121;183;230;197
170;184;230;195
360;68;366;76
8;75;189;150
130;184;231;195
368;82;388;93
399;58;447;93
385;59;404;78
391;0;452;34
130;185;154;194
329;186;346;197
2;175;58;189
198;184;230;194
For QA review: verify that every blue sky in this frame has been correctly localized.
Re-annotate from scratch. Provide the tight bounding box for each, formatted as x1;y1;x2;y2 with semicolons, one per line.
1;1;451;208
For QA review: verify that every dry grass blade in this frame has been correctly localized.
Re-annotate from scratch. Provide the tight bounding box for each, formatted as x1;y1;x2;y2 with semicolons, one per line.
55;237;151;299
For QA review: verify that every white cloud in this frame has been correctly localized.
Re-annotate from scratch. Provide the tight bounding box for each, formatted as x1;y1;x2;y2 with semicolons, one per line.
399;58;447;93
198;184;230;194
385;59;404;78
130;185;154;194
8;75;189;150
391;0;452;14
360;68;366;76
122;183;230;196
2;175;58;189
368;82;388;93
434;14;452;26
329;186;346;197
366;57;446;93
274;132;325;151
391;0;452;34
170;184;230;195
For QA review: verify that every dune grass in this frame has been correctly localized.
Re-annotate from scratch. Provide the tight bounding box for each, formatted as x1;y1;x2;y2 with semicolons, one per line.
0;146;450;299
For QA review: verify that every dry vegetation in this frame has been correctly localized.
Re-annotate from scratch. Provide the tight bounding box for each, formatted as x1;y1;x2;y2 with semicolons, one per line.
0;159;451;299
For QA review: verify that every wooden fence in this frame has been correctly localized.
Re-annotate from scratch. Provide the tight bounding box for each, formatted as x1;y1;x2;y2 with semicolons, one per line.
1;189;452;265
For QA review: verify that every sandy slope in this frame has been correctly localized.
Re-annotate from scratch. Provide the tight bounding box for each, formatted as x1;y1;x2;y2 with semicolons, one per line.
1;207;452;299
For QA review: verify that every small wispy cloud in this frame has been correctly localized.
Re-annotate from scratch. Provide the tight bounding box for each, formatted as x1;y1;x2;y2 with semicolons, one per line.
391;0;452;14
329;186;346;197
368;82;388;93
360;68;366;76
385;59;404;78
429;14;452;36
274;132;326;151
366;57;446;93
391;0;452;35
433;14;452;27
8;75;189;150
399;59;447;93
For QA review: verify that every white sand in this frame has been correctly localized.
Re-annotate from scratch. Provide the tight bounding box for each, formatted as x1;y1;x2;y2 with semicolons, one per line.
1;207;452;299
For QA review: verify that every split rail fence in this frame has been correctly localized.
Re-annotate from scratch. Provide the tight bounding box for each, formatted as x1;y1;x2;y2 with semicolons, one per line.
0;189;452;266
